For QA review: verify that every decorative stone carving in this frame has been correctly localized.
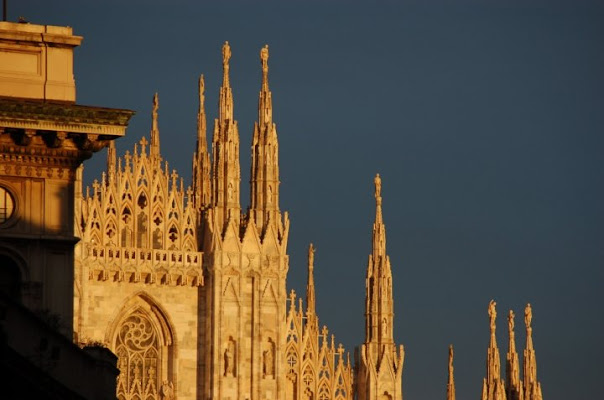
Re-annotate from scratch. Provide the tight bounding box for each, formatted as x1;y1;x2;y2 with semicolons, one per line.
263;338;275;378
224;339;236;377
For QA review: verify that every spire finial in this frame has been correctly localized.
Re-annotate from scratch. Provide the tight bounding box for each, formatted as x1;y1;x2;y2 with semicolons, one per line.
488;299;497;337
193;73;211;211
150;92;160;158
219;42;234;123
199;74;205;111
257;44;273;127
525;303;534;350
525;303;532;333
152;92;159;131
374;173;383;220
448;345;456;400
508;310;515;334
107;140;116;177
261;44;269;90
306;243;316;315
374;173;382;199
372;173;385;256
222;41;231;88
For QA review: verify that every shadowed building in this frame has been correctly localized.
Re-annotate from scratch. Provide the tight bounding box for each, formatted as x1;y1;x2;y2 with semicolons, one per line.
0;20;133;399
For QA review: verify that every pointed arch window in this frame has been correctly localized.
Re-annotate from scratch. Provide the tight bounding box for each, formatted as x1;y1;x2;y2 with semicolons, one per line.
115;309;160;400
112;301;175;400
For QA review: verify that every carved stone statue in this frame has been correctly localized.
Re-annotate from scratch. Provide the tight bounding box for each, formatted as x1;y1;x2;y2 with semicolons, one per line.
508;310;515;333
308;243;315;269
161;380;174;400
261;45;269;71
525;303;532;330
224;345;234;377
137;211;148;247
263;347;274;377
152;92;159;116
199;75;205;108
488;300;497;331
121;214;133;247
222;41;232;66
374;173;382;199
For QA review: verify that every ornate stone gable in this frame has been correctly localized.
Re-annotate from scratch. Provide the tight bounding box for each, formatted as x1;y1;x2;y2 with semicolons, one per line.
78;125;202;288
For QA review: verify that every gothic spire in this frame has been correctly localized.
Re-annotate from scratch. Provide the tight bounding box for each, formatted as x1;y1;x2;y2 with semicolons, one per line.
487;300;501;383
372;173;386;259
447;345;456;400
358;174;404;400
506;310;522;400
258;44;272;126
192;74;211;212
250;44;281;237
365;174;394;344
523;304;543;400
107;140;116;179
306;243;316;316
150;92;160;159
482;300;506;400
212;41;241;231
219;41;234;124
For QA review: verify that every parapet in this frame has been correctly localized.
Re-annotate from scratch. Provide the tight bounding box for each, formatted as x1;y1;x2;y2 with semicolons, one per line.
0;21;83;102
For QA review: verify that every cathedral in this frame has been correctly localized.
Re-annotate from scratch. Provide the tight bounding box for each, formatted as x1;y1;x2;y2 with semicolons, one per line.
0;20;545;400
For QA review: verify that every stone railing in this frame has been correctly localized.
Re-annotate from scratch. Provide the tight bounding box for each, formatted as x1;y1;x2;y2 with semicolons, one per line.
84;245;203;287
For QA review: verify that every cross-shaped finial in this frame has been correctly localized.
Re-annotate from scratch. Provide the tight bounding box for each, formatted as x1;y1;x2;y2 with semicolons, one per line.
140;137;148;154
289;289;296;305
171;170;178;187
123;151;131;171
337;343;344;358
321;325;329;338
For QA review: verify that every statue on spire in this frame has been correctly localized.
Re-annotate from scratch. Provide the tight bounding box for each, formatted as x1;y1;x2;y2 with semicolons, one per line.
374;173;382;199
261;45;269;72
306;242;316;316
488;300;497;333
150;92;160;158
153;92;159;117
199;75;205;109
525;303;532;331
508;310;515;333
152;92;159;130
222;41;231;68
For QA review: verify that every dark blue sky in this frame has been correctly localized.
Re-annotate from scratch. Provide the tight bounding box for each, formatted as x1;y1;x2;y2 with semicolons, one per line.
14;1;603;399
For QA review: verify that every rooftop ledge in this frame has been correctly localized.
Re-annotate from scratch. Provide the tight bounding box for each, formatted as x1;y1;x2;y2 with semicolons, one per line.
0;21;82;47
0;96;135;137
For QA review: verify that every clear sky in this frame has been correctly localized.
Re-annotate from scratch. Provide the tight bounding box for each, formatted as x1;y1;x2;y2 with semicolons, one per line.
13;1;603;399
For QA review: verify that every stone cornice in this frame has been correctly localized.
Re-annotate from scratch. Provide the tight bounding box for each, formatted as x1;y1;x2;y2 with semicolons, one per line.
0;97;134;136
0;22;83;47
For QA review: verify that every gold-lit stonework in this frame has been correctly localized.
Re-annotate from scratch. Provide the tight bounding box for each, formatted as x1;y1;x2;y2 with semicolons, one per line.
0;17;547;400
71;40;546;400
